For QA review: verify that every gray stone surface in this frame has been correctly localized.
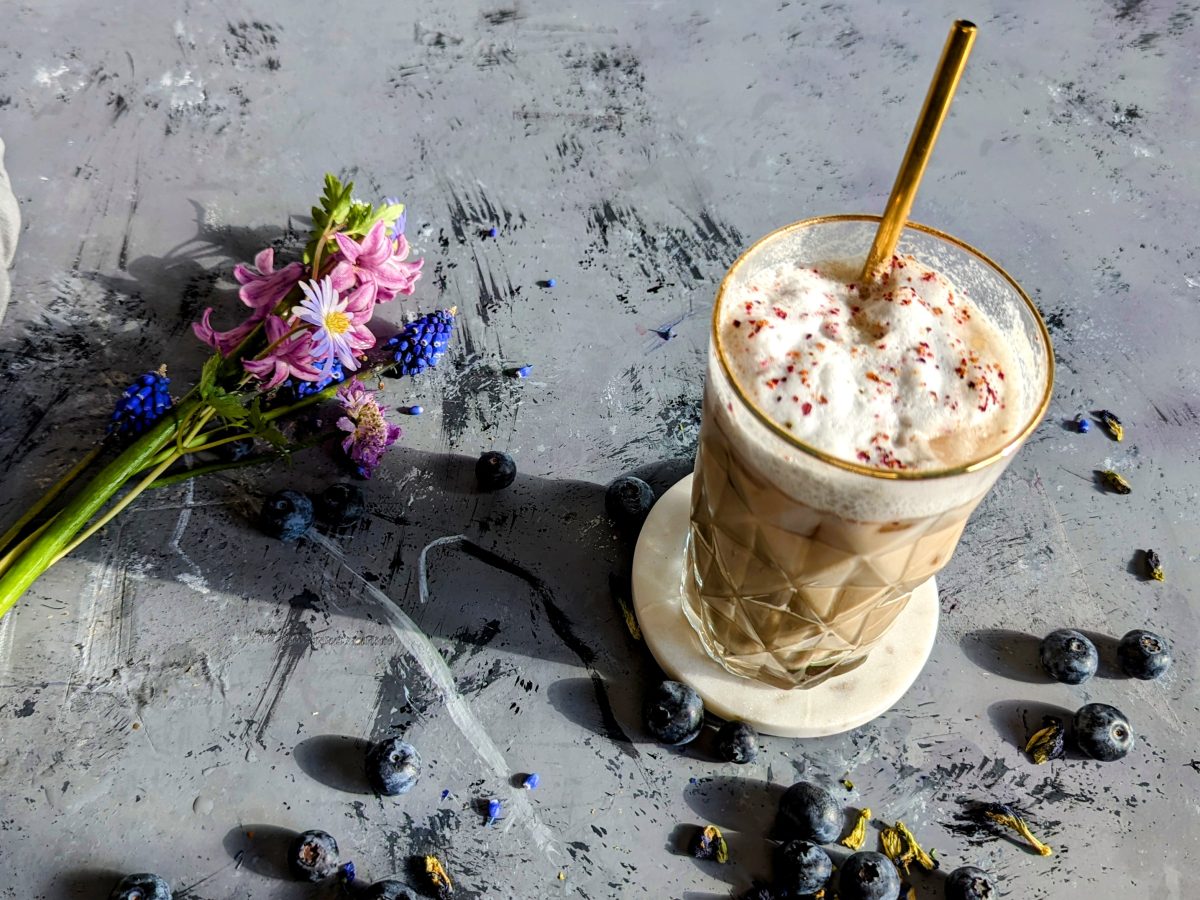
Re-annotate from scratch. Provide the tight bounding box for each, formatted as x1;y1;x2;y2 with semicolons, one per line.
0;1;1196;898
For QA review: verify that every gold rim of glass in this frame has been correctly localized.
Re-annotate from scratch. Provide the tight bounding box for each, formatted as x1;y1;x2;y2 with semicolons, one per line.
712;214;1055;480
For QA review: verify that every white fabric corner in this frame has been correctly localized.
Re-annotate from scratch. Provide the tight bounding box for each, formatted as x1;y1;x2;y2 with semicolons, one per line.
0;136;19;325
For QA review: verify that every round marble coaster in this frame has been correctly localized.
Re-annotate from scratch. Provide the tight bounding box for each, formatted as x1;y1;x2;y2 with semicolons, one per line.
631;474;939;738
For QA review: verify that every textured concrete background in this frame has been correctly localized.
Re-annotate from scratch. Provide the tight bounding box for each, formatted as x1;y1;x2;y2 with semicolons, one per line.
0;1;1197;897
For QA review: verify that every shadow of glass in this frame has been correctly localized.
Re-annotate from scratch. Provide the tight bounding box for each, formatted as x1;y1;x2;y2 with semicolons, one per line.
55;868;129;899
545;674;646;755
960;629;1048;683
682;774;787;833
221;823;299;880
293;734;374;795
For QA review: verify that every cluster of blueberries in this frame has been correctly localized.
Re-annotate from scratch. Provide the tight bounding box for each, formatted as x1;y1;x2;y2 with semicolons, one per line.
108;738;427;900
1036;627;1171;762
643;678;994;900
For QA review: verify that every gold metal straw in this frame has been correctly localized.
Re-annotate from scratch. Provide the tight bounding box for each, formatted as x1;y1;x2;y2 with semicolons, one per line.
860;19;978;283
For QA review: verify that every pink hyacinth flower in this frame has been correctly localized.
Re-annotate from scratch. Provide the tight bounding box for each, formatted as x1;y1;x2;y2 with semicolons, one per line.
242;315;322;390
192;248;304;355
234;248;306;311
192;307;263;356
329;221;424;306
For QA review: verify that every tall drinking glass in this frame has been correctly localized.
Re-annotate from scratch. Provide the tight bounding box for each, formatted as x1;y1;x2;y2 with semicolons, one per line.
682;216;1053;689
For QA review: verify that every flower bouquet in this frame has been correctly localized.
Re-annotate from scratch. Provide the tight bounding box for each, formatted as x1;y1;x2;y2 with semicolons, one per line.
0;174;454;620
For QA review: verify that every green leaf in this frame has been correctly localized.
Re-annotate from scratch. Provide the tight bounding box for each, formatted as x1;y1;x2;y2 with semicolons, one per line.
258;421;289;449
199;354;221;400
206;389;249;421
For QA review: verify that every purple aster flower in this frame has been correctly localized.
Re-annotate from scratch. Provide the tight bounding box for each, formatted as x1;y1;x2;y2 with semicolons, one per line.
336;379;401;478
292;276;375;371
383;196;407;241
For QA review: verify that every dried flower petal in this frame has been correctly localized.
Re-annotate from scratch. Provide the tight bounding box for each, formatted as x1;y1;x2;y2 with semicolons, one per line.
840;807;871;850
1097;410;1124;441
1100;470;1132;494
689;825;729;863
972;803;1054;857
1024;716;1066;765
1145;549;1164;582
894;821;938;871
881;825;909;871
425;854;453;897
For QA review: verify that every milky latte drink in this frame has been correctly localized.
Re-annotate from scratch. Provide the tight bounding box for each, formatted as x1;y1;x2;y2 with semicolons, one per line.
683;217;1052;689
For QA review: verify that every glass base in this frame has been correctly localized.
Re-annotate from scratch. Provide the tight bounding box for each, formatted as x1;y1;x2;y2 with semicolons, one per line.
631;474;939;738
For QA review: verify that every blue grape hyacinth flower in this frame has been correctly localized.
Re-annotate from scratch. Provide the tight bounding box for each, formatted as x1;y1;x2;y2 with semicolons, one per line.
384;309;455;378
108;368;172;437
291;355;346;398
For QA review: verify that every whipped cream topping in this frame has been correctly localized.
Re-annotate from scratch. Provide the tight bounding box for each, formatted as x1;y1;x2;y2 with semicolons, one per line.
719;254;1021;470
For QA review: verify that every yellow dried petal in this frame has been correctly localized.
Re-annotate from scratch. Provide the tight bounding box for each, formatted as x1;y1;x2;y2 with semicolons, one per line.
983;808;1054;857
425;854;453;890
1024;718;1066;765
895;821;937;872
880;825;909;872
840;807;872;850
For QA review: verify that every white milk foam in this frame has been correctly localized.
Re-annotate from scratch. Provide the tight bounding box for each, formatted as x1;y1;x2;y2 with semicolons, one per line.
720;255;1022;471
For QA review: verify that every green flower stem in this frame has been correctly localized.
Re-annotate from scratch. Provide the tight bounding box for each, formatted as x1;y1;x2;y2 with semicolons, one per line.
0;400;197;622
147;433;332;489
0;514;60;578
0;442;104;557
49;452;181;566
262;382;342;421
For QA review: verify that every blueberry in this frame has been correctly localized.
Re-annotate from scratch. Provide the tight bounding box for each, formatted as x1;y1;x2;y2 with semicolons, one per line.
288;829;340;881
604;475;655;531
109;873;172;900
1117;629;1172;680
362;880;416;900
366;738;421;796
643;680;703;745
259;490;313;542
315;483;366;527
775;839;833;894
475;450;517;491
839;851;901;900
945;865;996;900
776;781;842;843
1039;628;1098;684
1073;702;1134;761
214;436;255;463
714;720;758;764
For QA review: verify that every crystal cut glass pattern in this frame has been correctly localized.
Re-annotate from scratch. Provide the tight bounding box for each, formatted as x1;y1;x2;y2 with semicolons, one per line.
682;415;976;689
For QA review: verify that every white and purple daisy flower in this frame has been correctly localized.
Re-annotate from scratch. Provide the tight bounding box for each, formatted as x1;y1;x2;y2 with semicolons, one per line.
292;276;375;370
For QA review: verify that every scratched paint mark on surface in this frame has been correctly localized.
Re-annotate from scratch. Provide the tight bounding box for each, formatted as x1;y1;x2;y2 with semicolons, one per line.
240;589;318;748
